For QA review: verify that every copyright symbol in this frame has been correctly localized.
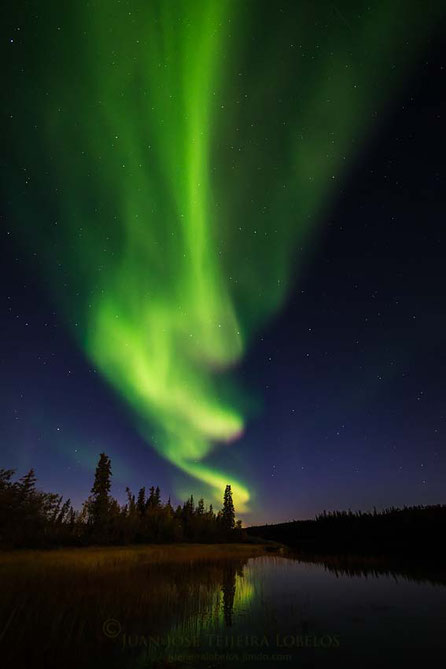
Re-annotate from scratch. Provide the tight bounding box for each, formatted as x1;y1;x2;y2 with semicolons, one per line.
103;618;122;638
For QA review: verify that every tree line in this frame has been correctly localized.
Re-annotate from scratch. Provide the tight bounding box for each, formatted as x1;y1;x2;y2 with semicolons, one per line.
247;504;446;556
0;453;244;548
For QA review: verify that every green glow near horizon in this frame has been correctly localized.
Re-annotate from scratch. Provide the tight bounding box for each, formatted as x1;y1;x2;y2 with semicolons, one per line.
7;0;442;512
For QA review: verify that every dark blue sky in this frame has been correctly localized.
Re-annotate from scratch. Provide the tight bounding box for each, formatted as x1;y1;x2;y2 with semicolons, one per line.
1;6;445;524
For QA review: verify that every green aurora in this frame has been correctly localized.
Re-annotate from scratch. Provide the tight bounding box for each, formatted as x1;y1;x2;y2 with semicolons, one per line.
5;0;443;510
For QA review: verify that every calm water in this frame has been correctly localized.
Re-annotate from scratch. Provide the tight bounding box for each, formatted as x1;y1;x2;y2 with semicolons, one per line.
118;554;446;668
2;549;446;668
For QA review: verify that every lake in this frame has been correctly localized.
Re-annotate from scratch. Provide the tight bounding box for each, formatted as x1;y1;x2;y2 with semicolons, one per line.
1;545;445;668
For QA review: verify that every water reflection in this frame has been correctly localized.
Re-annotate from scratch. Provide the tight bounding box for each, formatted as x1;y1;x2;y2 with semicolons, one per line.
221;563;237;626
1;547;445;669
287;550;446;587
135;552;446;668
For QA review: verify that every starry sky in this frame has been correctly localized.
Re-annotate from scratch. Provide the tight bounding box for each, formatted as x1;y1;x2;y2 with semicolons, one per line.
1;1;446;523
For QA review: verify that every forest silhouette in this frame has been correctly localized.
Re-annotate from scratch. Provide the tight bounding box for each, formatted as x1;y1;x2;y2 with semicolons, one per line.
1;453;444;555
0;453;242;548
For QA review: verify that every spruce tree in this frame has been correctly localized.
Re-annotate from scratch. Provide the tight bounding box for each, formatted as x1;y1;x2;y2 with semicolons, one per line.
221;485;235;532
125;487;136;516
89;453;112;527
18;469;37;497
147;486;156;508
137;487;146;515
197;498;205;515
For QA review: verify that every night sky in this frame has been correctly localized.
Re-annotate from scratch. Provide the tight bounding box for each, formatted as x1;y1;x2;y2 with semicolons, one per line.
1;1;446;524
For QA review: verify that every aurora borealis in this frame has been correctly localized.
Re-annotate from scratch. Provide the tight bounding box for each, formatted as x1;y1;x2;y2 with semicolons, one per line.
79;1;251;507
2;1;446;519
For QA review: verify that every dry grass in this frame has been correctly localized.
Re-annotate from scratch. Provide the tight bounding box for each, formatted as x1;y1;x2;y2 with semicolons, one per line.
0;544;267;669
0;542;265;568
